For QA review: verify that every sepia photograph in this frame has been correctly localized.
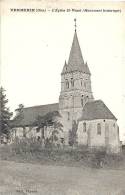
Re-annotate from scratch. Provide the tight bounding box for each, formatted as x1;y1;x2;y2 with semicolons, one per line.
0;1;125;194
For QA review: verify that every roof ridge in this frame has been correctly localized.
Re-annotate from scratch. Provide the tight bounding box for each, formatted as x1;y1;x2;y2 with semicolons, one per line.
23;103;58;110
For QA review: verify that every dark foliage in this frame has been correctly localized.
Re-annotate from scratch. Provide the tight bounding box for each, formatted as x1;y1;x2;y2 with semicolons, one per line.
33;111;61;127
33;111;63;142
14;104;24;126
0;87;13;136
0;138;124;169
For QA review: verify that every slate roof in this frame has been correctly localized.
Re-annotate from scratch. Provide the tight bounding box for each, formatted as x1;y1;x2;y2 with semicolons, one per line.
13;103;59;127
78;100;117;121
62;31;90;75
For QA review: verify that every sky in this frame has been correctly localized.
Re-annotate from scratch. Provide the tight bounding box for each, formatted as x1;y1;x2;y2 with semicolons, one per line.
1;1;125;140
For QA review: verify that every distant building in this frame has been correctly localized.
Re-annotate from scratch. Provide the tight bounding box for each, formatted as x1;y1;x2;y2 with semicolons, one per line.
12;21;120;153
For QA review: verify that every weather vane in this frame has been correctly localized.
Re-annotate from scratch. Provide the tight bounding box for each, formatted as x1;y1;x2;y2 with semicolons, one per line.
74;18;77;32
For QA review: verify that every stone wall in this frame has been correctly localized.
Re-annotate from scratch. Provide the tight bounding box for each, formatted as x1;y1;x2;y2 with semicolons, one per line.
77;119;120;153
11;126;37;140
59;70;94;145
59;71;93;115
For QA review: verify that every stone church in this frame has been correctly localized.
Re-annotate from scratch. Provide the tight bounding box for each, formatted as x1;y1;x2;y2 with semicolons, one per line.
12;22;120;153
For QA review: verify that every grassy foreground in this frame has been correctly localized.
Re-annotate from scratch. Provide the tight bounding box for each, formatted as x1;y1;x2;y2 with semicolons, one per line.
0;139;125;195
0;160;125;195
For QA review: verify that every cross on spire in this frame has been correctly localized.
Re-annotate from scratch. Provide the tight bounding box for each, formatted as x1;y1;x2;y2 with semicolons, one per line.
74;18;77;32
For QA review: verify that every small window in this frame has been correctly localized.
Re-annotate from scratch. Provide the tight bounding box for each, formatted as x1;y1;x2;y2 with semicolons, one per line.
83;122;86;132
36;127;40;133
71;78;74;87
81;80;82;86
68;112;70;120
97;123;101;135
81;95;84;106
23;128;26;137
66;80;69;89
37;136;40;141
113;123;115;128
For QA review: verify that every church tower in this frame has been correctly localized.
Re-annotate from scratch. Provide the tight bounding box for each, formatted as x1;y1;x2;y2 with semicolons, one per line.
59;20;94;137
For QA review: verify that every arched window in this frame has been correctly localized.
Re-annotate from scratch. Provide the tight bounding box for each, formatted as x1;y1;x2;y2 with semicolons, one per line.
66;80;69;89
36;127;40;133
97;123;101;135
71;78;74;87
81;95;84;107
83;122;86;132
81;99;83;107
68;112;70;120
81;79;82;86
23;127;26;137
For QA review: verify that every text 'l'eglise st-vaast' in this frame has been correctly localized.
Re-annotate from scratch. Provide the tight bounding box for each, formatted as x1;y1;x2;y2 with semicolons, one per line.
51;9;121;13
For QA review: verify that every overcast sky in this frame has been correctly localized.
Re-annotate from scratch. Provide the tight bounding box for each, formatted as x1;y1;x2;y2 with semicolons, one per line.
1;1;125;140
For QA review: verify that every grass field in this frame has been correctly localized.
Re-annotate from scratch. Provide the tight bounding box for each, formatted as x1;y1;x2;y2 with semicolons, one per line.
0;160;125;195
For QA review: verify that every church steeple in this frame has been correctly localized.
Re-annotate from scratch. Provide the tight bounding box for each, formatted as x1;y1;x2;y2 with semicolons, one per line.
68;28;90;74
62;20;90;75
59;20;94;126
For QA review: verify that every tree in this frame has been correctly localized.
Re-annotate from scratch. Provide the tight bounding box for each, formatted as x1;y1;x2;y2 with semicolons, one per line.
16;104;24;111
0;87;13;136
14;104;30;138
14;104;24;125
33;111;63;143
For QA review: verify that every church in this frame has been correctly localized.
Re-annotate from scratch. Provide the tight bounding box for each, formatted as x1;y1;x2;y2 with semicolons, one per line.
12;20;120;153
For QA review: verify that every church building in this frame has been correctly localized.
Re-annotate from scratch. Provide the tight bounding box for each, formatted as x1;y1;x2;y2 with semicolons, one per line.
12;20;120;153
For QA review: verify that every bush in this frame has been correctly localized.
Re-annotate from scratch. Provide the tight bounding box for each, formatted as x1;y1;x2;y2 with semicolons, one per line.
0;138;124;169
11;137;43;154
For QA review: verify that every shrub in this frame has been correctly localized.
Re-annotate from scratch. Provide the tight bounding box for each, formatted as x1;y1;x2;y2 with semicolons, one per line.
0;138;124;169
11;137;43;154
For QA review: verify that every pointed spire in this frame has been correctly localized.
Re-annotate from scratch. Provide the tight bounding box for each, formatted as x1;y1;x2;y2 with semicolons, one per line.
61;20;91;75
61;60;71;74
68;30;84;67
67;21;90;75
85;62;91;75
64;60;68;71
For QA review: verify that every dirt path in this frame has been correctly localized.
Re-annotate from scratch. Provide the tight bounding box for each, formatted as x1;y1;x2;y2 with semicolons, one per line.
0;160;125;195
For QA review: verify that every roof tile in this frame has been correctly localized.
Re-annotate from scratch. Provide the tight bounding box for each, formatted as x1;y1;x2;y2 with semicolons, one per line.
13;103;59;127
78;100;117;121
